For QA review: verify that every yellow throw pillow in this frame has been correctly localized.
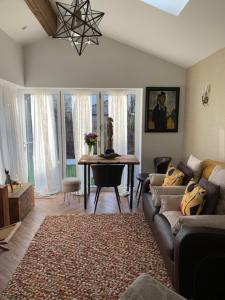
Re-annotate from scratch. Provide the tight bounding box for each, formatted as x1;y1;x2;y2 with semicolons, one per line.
162;165;185;186
180;179;207;216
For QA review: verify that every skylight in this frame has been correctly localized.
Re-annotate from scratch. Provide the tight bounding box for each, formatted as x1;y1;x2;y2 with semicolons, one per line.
140;0;190;16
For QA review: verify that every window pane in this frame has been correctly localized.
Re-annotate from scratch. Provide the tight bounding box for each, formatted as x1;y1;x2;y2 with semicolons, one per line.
127;94;135;154
103;95;109;151
64;94;76;177
24;94;34;184
91;94;98;154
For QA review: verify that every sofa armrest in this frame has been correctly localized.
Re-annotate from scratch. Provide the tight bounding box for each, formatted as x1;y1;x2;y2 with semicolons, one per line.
142;178;150;193
174;226;225;298
149;173;165;186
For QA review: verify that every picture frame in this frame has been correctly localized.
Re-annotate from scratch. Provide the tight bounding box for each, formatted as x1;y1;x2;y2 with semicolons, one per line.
144;87;180;132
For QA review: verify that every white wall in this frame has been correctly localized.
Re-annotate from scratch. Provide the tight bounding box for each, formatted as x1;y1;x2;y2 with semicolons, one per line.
24;36;186;171
0;29;24;85
184;47;225;161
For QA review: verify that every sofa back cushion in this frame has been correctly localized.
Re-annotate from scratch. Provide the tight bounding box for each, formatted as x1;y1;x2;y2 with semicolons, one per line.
208;165;225;214
177;162;193;185
202;160;225;179
199;178;220;215
187;154;203;180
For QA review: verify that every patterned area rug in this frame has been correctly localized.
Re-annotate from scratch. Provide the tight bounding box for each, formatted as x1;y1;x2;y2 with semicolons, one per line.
2;214;171;300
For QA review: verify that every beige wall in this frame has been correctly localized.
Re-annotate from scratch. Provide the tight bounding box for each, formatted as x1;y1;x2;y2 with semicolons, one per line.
24;36;186;171
184;48;225;162
0;29;24;85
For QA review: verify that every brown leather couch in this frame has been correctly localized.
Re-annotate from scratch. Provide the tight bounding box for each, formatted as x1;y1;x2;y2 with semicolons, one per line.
142;176;225;299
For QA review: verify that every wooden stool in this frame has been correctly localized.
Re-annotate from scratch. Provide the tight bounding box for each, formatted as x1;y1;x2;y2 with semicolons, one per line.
62;177;81;204
136;173;149;208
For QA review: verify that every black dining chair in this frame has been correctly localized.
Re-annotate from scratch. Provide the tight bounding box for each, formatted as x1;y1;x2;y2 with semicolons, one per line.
91;164;125;214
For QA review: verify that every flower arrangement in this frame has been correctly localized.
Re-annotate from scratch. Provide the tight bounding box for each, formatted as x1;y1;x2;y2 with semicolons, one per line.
84;132;98;146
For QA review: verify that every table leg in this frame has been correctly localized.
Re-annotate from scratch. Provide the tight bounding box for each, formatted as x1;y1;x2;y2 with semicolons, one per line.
127;164;130;192
88;165;90;195
84;164;87;209
130;164;134;211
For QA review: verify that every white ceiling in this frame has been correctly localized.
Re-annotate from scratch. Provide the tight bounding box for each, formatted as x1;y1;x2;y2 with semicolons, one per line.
0;0;46;45
1;0;225;68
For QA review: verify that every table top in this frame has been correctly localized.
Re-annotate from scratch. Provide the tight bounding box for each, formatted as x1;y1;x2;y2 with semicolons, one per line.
78;154;140;165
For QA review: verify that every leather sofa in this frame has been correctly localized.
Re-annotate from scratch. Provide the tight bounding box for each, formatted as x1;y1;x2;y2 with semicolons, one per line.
142;160;225;299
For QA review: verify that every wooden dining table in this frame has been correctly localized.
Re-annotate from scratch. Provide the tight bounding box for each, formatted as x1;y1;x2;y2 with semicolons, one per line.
78;154;140;210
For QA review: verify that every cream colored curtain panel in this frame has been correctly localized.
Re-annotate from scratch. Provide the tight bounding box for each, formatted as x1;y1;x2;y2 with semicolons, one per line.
72;91;92;192
0;81;27;184
31;93;60;195
108;90;128;155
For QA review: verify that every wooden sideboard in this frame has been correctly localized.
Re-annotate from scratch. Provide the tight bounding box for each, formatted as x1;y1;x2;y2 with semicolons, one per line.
0;185;10;227
8;183;34;224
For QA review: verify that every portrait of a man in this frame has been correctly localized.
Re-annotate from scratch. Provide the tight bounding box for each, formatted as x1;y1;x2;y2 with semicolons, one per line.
145;87;180;132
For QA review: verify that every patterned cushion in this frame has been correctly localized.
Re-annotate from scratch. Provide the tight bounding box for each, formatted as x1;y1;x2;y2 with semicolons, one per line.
162;165;184;186
180;179;207;216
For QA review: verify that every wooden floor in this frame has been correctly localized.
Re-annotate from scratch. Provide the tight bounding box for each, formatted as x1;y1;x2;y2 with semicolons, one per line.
0;190;142;291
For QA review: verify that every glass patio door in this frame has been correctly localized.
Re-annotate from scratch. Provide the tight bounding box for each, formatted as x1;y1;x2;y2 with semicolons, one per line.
23;89;141;192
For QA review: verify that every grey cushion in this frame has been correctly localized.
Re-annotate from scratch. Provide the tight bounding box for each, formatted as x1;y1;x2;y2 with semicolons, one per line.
199;178;220;215
208;165;225;214
177;162;193;185
120;273;186;300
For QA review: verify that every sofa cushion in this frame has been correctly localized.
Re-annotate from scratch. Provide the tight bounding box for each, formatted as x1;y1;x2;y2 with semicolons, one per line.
162;211;182;234
199;178;220;214
208;165;225;214
119;273;186;300
202;160;225;179
143;192;160;222
177;162;193;185
180;179;207;216
173;215;225;235
154;214;175;259
162;166;184;186
159;195;183;214
187;154;203;180
151;185;186;207
149;173;165;186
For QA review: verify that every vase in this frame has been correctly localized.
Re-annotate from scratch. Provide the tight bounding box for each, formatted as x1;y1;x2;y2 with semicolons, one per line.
87;145;94;157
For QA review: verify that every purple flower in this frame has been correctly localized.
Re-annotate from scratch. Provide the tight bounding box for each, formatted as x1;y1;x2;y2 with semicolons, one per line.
84;132;98;146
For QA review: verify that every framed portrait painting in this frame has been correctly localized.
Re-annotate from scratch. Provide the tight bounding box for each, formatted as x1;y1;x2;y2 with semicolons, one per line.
145;87;180;132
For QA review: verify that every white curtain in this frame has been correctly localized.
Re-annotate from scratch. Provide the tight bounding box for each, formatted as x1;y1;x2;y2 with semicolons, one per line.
108;91;128;155
31;93;60;195
108;91;128;190
72;92;92;191
0;81;27;184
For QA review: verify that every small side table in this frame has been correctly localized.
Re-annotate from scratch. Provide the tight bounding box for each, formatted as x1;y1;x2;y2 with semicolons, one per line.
8;183;34;224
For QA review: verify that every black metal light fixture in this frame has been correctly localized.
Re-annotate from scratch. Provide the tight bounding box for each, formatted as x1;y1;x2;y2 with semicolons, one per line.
53;0;104;56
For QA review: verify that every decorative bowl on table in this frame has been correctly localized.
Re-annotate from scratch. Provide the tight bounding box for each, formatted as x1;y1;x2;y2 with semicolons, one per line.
99;153;121;159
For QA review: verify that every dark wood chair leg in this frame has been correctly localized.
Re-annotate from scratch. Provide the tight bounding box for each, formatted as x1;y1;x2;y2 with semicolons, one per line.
114;186;121;213
136;180;141;197
94;187;100;205
137;181;143;208
94;187;101;214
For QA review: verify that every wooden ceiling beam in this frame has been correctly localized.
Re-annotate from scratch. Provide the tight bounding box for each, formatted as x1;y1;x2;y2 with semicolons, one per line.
24;0;57;36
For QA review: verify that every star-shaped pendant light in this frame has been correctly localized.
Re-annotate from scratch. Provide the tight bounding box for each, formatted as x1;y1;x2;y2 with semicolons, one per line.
53;0;104;56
